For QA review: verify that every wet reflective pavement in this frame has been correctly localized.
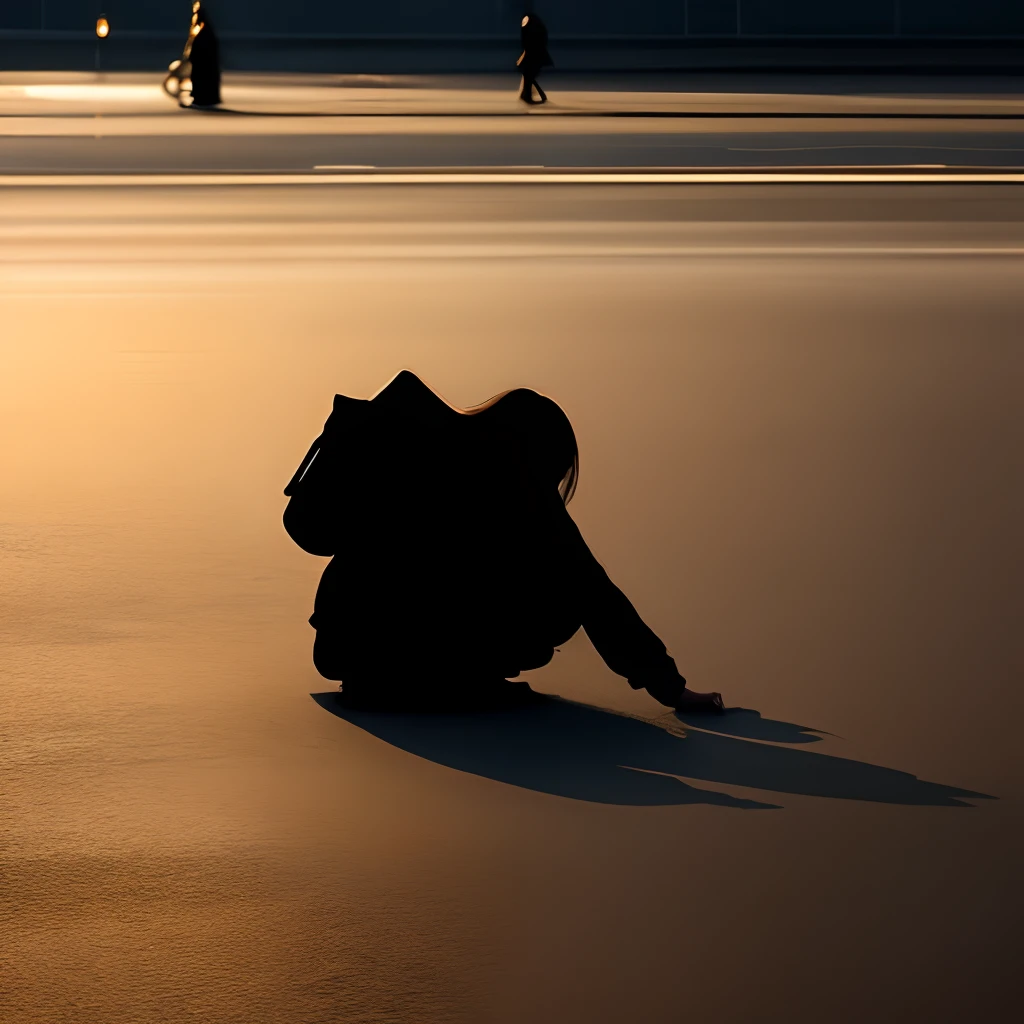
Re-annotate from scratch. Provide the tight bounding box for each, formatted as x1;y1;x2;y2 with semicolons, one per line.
2;162;1022;1022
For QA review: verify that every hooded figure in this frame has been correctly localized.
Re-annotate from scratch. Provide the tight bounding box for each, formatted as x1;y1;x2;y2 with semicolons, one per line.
184;2;220;107
517;11;552;105
284;371;723;712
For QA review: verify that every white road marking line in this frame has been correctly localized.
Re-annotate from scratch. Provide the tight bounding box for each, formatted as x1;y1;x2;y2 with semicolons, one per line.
729;144;1024;154
312;164;548;170
4;171;1024;187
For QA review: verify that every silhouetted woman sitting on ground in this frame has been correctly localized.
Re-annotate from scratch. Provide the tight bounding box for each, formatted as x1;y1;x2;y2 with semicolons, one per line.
284;371;723;712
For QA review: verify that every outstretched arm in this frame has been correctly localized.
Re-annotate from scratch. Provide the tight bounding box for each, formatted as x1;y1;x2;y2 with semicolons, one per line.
557;507;722;710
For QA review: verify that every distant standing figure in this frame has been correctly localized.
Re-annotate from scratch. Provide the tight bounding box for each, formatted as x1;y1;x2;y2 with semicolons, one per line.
184;2;220;108
517;10;552;105
283;371;724;713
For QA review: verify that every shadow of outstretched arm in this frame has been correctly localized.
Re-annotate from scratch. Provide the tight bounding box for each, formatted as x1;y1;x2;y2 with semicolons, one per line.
673;707;831;744
312;693;993;809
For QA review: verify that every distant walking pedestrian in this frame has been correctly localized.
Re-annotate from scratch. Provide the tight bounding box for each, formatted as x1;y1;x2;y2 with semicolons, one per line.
517;10;552;106
184;3;220;107
163;2;220;107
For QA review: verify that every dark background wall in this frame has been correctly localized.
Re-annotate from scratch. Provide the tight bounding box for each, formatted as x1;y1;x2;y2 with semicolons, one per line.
6;1;1024;38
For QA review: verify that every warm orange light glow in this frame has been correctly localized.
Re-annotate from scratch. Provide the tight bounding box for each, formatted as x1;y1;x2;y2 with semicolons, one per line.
95;17;109;38
521;16;529;26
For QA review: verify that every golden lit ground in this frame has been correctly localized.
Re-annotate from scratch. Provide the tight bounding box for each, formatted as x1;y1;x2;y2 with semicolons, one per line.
2;70;1024;118
1;183;1021;1023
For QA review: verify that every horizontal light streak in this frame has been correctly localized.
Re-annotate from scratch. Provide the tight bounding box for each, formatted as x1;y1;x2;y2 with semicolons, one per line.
313;164;549;171
14;84;166;102
4;171;1024;187
5;248;1024;268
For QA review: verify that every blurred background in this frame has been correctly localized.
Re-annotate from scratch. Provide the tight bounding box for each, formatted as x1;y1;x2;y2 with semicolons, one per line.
4;1;1024;72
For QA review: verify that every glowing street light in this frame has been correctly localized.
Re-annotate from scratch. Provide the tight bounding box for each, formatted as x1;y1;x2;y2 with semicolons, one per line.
94;15;109;73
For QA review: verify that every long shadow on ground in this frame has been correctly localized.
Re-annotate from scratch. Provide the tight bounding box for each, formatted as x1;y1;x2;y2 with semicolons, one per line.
312;692;992;809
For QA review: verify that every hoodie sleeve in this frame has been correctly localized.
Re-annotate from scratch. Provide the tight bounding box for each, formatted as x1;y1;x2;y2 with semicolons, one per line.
283;395;365;556
552;501;684;702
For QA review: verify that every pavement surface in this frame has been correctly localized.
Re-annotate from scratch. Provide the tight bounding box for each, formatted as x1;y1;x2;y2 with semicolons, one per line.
2;78;1022;1024
3;72;1024;119
4;73;1024;182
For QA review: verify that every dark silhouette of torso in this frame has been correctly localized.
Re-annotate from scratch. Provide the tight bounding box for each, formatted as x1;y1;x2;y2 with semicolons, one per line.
519;13;552;74
187;11;220;107
284;372;680;698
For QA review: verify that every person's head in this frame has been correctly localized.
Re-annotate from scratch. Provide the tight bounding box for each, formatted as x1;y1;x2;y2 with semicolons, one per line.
468;388;578;504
